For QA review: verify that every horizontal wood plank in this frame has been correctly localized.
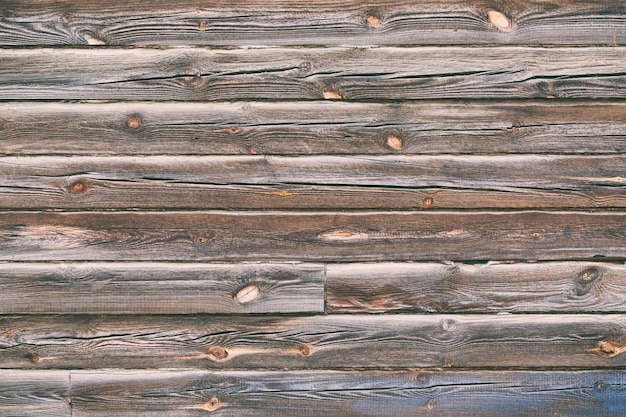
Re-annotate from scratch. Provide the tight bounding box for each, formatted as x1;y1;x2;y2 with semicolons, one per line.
2;47;626;100
0;211;623;261
1;314;626;369
0;370;70;417
1;155;624;210
3;101;626;156
1;0;625;47
0;263;324;314
68;369;626;416
327;262;626;313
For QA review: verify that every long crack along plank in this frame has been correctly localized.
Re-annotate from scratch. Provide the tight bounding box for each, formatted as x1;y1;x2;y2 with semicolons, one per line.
4;369;625;416
0;263;324;314
0;211;624;261
2;101;626;156
1;155;624;210
1;314;625;369
326;262;626;313
2;47;626;100
0;0;624;47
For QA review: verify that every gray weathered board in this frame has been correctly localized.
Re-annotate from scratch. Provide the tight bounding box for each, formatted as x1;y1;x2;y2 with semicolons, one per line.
3;370;626;417
1;0;625;415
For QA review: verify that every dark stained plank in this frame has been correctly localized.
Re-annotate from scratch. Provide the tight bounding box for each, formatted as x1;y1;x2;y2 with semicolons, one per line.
1;314;626;369
2;47;626;100
3;101;626;156
0;211;623;261
327;262;626;313
0;263;324;314
69;369;626;417
1;155;624;210
1;0;625;47
0;370;70;417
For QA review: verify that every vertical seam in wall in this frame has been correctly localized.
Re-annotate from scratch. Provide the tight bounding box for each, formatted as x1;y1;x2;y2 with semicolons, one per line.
323;263;328;314
69;370;73;417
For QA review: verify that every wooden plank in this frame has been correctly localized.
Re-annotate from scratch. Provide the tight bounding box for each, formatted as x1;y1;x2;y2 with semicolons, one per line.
2;47;626;100
0;370;70;417
327;262;626;313
1;0;625;47
0;263;324;314
1;155;624;210
3;101;626;156
0;211;623;262
2;314;626;369
69;369;626;416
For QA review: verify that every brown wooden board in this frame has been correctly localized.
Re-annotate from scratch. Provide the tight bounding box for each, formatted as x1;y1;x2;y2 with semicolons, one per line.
2;47;626;100
0;211;623;261
327;262;626;313
1;0;625;47
2;101;626;156
1;314;625;370
0;263;324;314
1;155;624;210
68;369;626;417
0;370;70;417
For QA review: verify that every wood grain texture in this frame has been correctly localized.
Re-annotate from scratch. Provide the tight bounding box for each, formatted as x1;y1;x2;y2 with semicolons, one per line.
1;314;626;369
0;370;70;417
1;155;624;210
1;0;625;47
68;370;626;417
2;47;626;100
3;153;624;209
3;101;626;156
0;211;624;261
0;263;324;314
327;262;626;313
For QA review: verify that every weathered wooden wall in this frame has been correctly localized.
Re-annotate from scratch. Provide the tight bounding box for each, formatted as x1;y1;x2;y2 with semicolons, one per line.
1;0;625;415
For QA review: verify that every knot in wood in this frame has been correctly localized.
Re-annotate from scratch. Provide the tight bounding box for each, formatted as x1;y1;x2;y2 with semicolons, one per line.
234;285;260;304
598;341;617;356
366;15;381;28
386;135;403;150
577;267;601;285
422;197;434;207
126;115;143;129
207;346;228;361
425;398;437;410
441;318;458;332
26;351;41;364
299;345;311;356
323;90;342;100
70;181;86;194
487;10;512;31
197;396;222;412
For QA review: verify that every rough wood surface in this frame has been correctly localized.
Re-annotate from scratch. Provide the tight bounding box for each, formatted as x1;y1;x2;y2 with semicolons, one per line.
0;211;623;261
0;370;70;417
327;262;626;313
1;0;625;47
2;101;626;156
1;155;623;210
0;263;324;314
2;47;626;100
68;370;626;417
1;314;625;370
4;369;624;416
